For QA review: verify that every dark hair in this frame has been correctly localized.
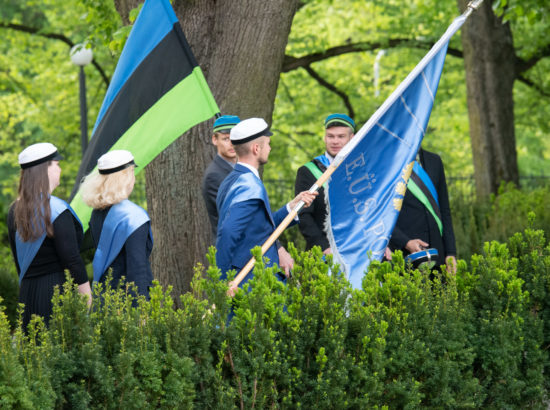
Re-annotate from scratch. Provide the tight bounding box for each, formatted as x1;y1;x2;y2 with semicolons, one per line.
14;161;54;241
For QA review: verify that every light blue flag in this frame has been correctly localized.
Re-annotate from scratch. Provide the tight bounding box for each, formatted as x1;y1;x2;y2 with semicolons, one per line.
325;13;471;289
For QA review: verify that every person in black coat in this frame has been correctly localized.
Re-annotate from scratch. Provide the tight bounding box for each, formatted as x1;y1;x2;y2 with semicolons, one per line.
7;143;92;330
201;115;240;237
294;113;355;254
389;148;457;272
80;150;153;298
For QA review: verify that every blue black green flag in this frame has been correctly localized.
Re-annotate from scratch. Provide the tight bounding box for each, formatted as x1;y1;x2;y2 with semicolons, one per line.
70;0;219;226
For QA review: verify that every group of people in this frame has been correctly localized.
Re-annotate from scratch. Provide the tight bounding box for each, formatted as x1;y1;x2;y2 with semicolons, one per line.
202;113;457;286
8;112;456;330
8;144;152;330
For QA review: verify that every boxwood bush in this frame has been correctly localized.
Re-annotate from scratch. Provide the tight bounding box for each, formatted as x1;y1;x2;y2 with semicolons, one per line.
2;227;550;408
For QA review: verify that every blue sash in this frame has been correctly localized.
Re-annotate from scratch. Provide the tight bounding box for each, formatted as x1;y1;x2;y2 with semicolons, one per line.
15;196;82;284
92;200;152;282
218;172;273;227
315;154;331;168
412;161;439;206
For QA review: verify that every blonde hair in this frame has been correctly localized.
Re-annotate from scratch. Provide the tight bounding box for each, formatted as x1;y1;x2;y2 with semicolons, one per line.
80;166;135;209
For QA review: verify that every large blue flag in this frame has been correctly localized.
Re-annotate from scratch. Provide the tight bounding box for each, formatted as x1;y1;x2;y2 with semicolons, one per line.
326;14;470;289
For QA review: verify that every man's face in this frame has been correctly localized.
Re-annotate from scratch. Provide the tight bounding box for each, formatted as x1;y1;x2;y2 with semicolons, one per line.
324;126;353;157
213;132;236;161
258;136;272;165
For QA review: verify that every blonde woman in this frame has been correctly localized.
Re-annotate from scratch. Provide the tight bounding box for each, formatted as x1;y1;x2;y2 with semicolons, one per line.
80;150;153;298
7;143;92;330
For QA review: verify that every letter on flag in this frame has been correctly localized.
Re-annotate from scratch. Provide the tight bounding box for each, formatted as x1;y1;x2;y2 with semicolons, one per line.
70;0;219;226
326;14;470;289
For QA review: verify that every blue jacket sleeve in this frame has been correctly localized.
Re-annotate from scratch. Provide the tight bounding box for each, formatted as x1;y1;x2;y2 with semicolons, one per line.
273;204;291;227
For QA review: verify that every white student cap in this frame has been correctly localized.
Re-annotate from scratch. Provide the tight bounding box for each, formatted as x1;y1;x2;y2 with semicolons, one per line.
229;118;273;145
18;143;63;169
97;150;137;175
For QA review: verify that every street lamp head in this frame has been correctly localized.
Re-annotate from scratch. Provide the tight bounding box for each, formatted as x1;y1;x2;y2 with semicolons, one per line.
70;44;93;66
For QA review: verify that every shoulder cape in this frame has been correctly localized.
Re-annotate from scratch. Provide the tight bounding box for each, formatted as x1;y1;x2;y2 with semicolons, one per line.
218;171;272;226
15;196;82;283
92;199;152;282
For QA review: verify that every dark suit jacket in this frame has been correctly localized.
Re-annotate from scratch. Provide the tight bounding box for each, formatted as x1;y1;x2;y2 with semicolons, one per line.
201;154;234;237
215;164;290;286
389;149;457;261
295;161;329;251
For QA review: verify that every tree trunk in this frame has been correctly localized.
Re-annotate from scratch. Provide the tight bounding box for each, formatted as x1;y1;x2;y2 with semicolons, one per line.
116;0;299;297
457;0;519;197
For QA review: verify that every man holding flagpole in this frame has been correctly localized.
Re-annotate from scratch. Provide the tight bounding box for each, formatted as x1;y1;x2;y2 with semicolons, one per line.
294;113;355;254
388;148;457;273
215;118;317;287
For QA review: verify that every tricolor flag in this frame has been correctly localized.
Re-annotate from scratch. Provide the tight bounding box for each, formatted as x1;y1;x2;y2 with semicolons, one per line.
326;13;470;289
70;0;219;226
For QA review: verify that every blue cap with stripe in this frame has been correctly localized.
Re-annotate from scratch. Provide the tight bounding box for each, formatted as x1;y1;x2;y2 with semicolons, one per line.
324;113;355;131
213;115;240;133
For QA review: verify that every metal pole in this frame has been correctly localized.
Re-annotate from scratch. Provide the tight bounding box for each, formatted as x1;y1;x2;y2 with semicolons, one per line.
79;66;88;154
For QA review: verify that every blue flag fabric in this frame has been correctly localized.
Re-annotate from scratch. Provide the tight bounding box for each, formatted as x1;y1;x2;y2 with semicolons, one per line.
326;14;468;289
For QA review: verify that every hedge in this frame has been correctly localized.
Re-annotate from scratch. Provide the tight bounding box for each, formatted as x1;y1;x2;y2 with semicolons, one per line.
2;226;550;408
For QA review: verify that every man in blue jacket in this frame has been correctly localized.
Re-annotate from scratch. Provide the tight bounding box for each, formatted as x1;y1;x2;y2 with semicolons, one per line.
216;117;316;288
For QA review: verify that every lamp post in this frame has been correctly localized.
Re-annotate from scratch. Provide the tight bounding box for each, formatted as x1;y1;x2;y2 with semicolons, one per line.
70;44;93;155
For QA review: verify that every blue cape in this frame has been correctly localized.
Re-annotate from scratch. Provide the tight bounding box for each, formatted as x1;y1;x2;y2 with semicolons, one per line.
15;196;82;283
217;171;272;226
92;200;152;282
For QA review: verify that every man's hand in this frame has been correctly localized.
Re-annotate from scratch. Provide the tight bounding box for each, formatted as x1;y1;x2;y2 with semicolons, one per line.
278;246;294;278
445;255;457;275
405;239;429;253
384;247;392;261
227;282;238;297
323;247;332;255
288;191;318;209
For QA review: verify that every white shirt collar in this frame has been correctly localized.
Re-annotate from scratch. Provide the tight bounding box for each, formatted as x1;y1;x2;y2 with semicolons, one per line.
324;151;335;164
237;161;260;179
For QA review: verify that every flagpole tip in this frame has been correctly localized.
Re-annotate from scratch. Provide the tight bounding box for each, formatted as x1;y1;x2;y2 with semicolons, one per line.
467;0;484;10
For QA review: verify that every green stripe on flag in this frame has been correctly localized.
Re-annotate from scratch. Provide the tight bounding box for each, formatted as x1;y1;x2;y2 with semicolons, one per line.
71;67;218;228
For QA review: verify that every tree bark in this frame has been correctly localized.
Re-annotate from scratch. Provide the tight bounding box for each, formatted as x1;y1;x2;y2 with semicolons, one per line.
116;0;299;297
457;0;519;197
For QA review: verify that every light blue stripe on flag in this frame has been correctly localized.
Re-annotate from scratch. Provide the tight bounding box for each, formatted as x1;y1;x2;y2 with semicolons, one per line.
92;0;179;135
326;14;468;289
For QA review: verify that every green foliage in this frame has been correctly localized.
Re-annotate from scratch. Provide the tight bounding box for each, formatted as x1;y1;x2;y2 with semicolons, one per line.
451;183;550;261
2;232;550;407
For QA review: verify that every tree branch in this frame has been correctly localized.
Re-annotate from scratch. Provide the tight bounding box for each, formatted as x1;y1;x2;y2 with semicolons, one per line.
270;128;318;158
517;74;550;98
515;43;550;74
0;22;110;87
282;39;463;72
302;65;355;119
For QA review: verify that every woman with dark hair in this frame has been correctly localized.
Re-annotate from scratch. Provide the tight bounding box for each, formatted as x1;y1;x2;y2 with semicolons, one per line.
80;150;153;298
7;143;92;329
